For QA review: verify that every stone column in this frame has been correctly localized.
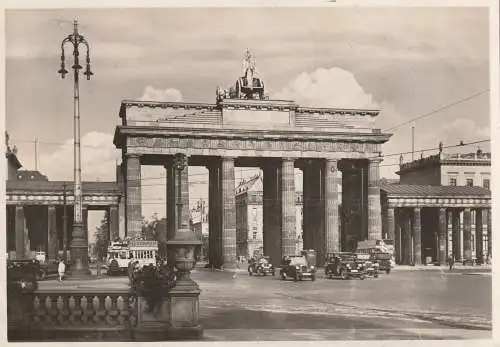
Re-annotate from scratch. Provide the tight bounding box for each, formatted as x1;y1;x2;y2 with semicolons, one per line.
109;205;119;242
452;210;461;261
487;208;492;260
262;163;280;266
367;158;382;240
208;160;222;268
324;159;340;254
463;208;472;261
83;206;88;244
221;157;237;268
15;206;25;259
387;207;396;242
47;206;58;262
126;154;142;238
281;158;296;258
438;208;447;265
404;210;412;265
395;211;401;264
166;160;177;264
412;207;422;265
475;208;484;263
116;163;126;240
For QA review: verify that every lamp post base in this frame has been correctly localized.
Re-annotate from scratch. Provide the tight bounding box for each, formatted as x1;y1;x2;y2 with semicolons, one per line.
66;222;91;279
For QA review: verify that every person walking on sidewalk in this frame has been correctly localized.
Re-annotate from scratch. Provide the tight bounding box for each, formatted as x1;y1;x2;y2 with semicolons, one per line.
58;259;66;282
448;255;455;271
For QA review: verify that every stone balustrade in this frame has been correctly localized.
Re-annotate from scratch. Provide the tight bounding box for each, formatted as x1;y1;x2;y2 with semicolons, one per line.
8;287;136;341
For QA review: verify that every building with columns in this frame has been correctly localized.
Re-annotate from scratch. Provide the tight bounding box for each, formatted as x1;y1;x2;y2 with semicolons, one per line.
381;147;491;265
113;51;391;268
5;138;124;262
235;174;304;259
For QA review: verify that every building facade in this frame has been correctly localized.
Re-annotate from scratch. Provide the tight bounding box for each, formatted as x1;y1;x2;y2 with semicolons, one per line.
381;147;491;265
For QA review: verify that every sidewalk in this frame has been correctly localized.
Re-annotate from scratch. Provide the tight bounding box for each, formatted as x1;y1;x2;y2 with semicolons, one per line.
392;264;492;271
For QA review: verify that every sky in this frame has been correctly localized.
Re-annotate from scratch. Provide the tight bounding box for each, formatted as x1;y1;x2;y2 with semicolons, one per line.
5;7;491;236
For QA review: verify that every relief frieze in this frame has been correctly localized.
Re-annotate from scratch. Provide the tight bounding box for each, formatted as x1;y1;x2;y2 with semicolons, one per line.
126;136;380;154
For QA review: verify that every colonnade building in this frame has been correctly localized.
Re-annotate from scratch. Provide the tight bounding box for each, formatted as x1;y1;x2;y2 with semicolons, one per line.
380;148;491;265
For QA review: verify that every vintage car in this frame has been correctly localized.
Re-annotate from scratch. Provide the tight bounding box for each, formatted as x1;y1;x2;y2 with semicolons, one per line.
324;252;366;280
356;253;379;278
369;252;392;274
279;255;316;281
248;256;275;276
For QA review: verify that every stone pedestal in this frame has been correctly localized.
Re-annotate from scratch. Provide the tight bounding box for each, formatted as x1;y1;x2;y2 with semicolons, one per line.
132;297;171;341
67;221;91;278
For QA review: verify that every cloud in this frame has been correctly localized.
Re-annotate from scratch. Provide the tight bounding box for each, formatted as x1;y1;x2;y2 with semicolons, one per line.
40;132;120;181
140;86;183;102
272;67;378;109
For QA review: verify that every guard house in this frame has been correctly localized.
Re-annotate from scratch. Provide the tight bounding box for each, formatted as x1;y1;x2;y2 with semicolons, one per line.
113;50;392;267
381;145;491;265
5;132;124;261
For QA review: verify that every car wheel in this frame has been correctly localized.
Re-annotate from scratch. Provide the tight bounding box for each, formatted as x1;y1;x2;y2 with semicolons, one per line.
360;275;365;280
374;273;379;278
248;271;252;276
341;270;348;280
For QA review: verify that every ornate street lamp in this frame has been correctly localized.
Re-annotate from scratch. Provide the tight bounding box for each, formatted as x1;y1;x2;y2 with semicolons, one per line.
168;153;201;288
58;19;93;277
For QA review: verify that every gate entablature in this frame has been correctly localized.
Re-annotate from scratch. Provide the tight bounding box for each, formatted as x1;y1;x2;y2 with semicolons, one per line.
114;99;390;160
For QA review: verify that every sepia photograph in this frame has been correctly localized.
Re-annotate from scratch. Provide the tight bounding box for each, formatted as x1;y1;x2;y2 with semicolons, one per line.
3;0;497;343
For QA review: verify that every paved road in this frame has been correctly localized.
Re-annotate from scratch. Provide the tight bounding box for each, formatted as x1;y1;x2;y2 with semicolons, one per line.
193;268;491;340
40;267;491;340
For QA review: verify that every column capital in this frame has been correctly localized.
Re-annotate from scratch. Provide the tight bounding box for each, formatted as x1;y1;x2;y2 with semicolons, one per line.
413;207;422;213
282;157;296;162
369;157;383;165
125;153;141;159
221;156;236;162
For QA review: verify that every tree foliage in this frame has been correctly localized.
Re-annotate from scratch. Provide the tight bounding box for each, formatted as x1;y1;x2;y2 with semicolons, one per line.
94;211;110;261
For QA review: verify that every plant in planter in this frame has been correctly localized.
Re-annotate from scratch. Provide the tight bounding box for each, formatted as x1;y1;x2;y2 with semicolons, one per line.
7;261;39;294
131;262;176;315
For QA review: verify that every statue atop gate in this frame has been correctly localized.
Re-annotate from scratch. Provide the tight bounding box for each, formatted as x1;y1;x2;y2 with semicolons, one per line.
217;49;267;102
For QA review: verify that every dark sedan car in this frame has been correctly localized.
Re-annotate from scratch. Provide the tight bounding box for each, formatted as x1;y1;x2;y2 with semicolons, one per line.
248;256;275;276
279;255;316;281
325;252;366;280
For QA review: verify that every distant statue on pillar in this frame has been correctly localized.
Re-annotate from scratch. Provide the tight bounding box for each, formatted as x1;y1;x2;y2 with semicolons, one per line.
439;141;443;154
242;49;256;88
399;154;404;167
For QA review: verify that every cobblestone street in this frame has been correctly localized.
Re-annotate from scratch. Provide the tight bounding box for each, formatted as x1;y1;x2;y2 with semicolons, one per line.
40;266;491;341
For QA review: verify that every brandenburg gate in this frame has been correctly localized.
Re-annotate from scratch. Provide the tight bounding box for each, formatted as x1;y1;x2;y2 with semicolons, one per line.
113;52;391;267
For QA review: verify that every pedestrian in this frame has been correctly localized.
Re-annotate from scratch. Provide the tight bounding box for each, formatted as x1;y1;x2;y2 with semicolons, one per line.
448;255;455;271
96;256;102;278
58;259;66;282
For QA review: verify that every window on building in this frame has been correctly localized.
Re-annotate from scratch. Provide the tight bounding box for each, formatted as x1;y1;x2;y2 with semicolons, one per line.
483;179;490;189
466;178;474;187
449;178;457;186
252;231;257;240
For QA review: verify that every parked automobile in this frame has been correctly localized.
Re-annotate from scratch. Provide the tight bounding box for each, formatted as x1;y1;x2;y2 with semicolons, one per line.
279;255;316;281
356;254;379;278
248;256;275;276
324;252;366;280
369;252;392;274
